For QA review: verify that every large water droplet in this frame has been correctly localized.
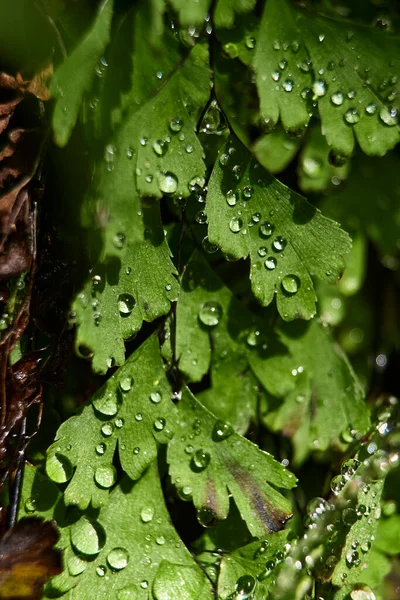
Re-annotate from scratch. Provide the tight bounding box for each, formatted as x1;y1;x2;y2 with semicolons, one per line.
259;221;274;238
191;449;211;471
95;465;117;488
331;91;344;106
235;575;257;598
158;172;178;194
282;274;300;294
169;118;182;133
93;392;118;416
101;422;114;437
313;80;327;97
344;108;360;124
213;420;233;441
119;376;133;392
46;453;73;483
107;547;129;570
71;517;104;555
118;293;135;315
199;301;222;327
273;236;287;251
226;190;237;206
150;391;162;404
153;139;168;156
229;216;243;233
379;105;398;126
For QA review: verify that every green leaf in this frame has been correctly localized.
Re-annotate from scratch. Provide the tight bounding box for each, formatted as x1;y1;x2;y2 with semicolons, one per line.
254;0;400;157
253;126;301;174
46;336;176;509
272;450;394;600
36;463;213;600
375;514;400;555
167;388;296;538
167;0;212;27
72;204;178;374
214;0;256;30
51;0;114;147
215;12;259;66
176;251;275;433
251;319;369;463
323;152;400;258
298;126;349;194
206;135;352;320
217;531;289;599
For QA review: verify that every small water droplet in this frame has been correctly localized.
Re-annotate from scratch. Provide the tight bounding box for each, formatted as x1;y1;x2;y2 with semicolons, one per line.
101;422;114;437
226;190;237;206
273;236;287;251
141;505;155;523
229;216;243;233
119;376;133;392
344;107;360;124
264;257;277;270
95;465;117;488
150;391;162;404
191;449;211;471
213;420;233;441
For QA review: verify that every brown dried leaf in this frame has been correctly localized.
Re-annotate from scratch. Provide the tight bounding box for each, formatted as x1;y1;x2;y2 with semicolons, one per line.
0;517;62;599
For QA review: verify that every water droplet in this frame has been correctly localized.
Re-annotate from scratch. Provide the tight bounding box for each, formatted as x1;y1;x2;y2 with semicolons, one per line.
135;413;143;421
150;391;162;404
229;216;243;233
101;423;114;437
282;274;300;294
191;449;211;471
96;565;106;577
119;376;133;392
213;420;233;441
243;186;253;199
158;172;178;194
235;575;256;597
117;585;138;599
273;236;287;251
156;535;165;545
71;517;104;555
24;498;36;513
96;443;106;455
140;581;148;589
68;554;88;576
344;107;360;124
153;417;166;432
246;329;261;346
258;247;268;257
113;232;126;249
342;507;358;525
199;301;223;327
365;103;377;115
202;236;218;254
226;190;237;206
283;79;294;92
141;505;155;523
46;452;73;483
185;144;193;154
153;139;167;156
245;36;256;49
219;153;229;166
95;465;117;488
346;549;360;567
379;106;398;126
107;547;129;570
264;257;277;270
93;392;118;416
169;118;182;133
195;210;207;224
313;80;327;97
115;418;124;429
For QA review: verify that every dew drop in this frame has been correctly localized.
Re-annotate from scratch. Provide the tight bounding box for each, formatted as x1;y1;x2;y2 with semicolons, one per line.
226;190;237;206
282;274;300;294
95;465;117;489
243;186;253;199
150;391;162;404
107;547;129;571
273;236;287;251
258;247;268;257
118;293;135;315
199;301;222;327
96;443;106;455
213;420;233;441
313;80;327;97
140;505;155;523
119;376;133;392
344;107;360;124
71;517;104;556
158;172;178;194
101;422;114;437
259;221;274;238
379;106;398;126
365;103;377;115
153;139;167;156
191;449;211;471
283;79;294;92
169;118;182;133
264;257;277;270
153;417;166;432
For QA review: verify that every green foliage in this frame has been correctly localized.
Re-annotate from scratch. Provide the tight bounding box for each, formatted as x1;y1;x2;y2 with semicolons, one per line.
7;0;400;599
